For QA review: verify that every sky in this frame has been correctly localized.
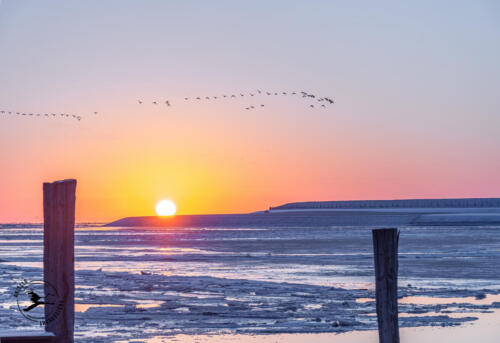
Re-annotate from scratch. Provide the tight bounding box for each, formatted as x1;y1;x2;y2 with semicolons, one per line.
1;0;499;222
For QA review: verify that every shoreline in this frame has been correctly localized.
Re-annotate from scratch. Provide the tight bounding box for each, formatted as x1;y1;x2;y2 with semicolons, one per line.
121;309;500;343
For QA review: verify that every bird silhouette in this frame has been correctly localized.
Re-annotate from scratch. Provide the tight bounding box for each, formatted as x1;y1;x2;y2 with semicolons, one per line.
23;291;45;312
2;90;334;122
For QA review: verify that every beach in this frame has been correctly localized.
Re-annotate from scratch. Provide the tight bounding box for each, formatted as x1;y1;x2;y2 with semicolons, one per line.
1;217;499;342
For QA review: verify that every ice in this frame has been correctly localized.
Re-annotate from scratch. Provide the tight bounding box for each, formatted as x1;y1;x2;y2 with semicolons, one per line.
1;222;499;342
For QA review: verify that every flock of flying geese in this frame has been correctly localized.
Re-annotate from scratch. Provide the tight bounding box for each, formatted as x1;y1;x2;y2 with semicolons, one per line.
0;110;89;121
1;90;334;122
138;90;335;111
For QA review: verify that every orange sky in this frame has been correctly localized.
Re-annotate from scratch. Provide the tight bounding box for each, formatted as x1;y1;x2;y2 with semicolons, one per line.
1;98;498;223
1;1;499;222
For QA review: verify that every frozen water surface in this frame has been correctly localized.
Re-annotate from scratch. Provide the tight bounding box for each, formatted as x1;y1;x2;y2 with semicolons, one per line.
1;222;499;342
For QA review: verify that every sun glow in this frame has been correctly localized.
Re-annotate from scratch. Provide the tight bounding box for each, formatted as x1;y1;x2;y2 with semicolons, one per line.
155;199;177;216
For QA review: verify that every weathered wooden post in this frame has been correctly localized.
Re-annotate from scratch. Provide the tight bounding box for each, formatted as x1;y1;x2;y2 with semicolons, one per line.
372;228;399;343
43;179;76;343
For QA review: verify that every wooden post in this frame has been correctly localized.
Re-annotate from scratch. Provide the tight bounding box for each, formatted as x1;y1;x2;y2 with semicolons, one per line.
43;179;76;343
0;330;54;342
372;228;399;343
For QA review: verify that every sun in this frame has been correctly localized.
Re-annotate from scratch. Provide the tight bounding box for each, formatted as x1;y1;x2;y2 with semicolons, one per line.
155;199;177;216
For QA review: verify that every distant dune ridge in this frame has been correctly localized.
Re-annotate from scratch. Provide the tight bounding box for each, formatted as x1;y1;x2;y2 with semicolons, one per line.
106;198;500;227
269;198;500;211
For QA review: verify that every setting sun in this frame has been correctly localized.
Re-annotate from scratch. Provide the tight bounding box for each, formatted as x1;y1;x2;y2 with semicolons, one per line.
155;199;177;216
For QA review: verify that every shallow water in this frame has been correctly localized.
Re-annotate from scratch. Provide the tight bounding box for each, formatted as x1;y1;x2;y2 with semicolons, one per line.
131;309;500;343
1;223;499;342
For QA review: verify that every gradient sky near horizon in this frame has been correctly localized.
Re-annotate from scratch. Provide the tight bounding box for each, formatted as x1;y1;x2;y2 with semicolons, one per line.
1;0;500;222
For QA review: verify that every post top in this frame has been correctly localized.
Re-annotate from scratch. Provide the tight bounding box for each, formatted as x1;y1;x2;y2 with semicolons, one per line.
43;179;77;185
372;228;398;232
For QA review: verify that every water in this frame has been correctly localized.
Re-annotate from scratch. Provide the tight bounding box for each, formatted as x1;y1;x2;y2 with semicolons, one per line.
1;222;499;342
